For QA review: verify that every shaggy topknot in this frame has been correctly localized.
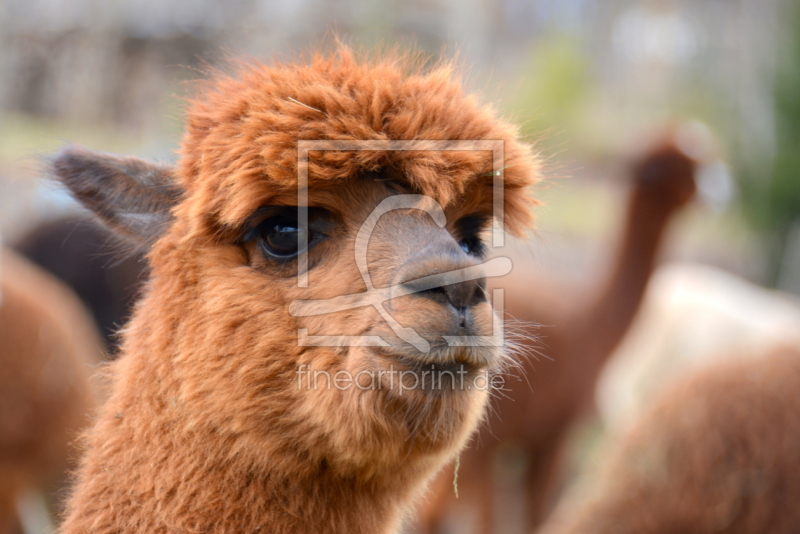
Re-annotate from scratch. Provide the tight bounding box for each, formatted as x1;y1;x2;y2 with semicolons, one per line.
177;48;539;234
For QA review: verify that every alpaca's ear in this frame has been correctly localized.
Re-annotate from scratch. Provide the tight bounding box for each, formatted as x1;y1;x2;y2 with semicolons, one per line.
52;147;182;248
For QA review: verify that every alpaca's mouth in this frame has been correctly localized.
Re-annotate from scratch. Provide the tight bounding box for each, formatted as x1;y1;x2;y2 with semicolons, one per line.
377;344;496;371
395;354;475;375
367;345;500;395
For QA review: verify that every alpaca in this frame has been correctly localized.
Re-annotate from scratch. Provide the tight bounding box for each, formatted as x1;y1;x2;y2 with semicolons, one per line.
14;215;146;352
538;344;800;534
597;262;800;432
52;49;540;534
0;249;101;534
416;134;698;533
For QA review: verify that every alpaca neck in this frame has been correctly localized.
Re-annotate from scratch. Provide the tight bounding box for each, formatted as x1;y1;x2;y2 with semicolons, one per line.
57;278;432;534
578;187;679;359
58;351;420;534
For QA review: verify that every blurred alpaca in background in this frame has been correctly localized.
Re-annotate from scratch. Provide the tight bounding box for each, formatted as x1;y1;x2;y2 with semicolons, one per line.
0;249;101;534
539;343;800;534
13;216;145;354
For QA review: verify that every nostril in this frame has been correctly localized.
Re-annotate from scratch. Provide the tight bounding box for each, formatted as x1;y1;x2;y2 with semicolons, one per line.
396;246;488;312
456;308;467;328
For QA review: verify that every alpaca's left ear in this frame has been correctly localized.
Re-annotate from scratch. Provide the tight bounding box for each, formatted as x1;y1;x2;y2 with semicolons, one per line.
52;147;181;249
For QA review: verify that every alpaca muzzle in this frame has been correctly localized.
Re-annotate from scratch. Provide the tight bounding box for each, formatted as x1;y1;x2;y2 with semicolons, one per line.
289;193;510;363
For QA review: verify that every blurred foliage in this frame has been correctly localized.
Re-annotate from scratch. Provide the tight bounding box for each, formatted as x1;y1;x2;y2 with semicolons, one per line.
509;34;592;151
768;4;800;233
740;2;800;280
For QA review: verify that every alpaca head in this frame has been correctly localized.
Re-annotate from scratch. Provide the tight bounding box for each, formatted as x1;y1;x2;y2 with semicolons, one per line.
631;131;698;210
53;50;539;483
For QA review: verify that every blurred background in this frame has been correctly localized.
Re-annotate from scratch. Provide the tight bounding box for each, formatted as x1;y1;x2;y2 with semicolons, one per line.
1;0;798;287
1;0;800;533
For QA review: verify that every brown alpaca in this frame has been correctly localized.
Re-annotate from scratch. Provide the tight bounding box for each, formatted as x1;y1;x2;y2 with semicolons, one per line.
0;249;101;534
417;136;697;533
53;49;540;534
539;344;800;534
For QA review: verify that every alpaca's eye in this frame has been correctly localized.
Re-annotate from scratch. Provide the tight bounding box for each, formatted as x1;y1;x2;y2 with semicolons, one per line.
455;214;490;257
458;235;484;257
245;206;334;263
262;221;309;258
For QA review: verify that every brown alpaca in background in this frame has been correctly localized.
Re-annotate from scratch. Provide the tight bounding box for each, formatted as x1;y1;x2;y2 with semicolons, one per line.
53;49;540;534
597;262;800;432
0;249;101;534
417;135;698;533
539;344;800;534
14;216;145;353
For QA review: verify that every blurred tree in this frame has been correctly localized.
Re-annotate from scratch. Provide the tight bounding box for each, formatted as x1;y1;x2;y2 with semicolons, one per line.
510;33;592;150
741;1;800;285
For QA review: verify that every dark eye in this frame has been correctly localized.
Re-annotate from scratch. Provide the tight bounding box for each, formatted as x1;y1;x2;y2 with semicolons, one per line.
455;214;490;257
458;235;485;257
261;220;308;258
244;206;334;262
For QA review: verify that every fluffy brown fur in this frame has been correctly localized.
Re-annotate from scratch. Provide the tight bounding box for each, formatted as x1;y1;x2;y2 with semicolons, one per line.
539;344;800;534
0;249;101;534
417;136;697;533
54;48;539;534
175;51;536;236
